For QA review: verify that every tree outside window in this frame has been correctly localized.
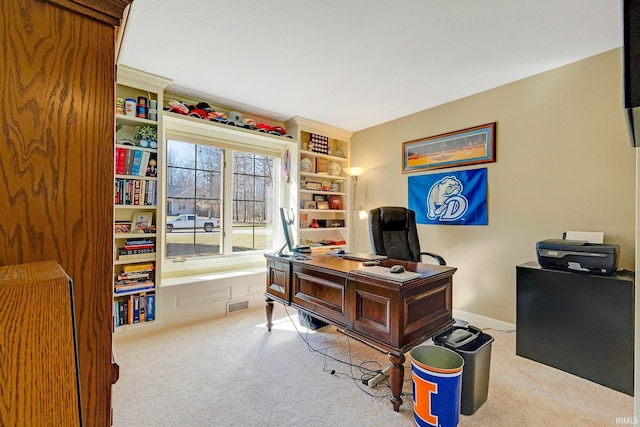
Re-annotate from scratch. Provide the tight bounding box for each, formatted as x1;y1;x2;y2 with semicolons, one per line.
166;139;276;259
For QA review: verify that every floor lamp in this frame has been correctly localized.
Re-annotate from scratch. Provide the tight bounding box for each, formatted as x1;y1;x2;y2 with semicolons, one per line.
343;166;368;220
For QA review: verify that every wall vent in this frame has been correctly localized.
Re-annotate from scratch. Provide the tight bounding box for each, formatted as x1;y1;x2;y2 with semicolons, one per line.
226;300;249;314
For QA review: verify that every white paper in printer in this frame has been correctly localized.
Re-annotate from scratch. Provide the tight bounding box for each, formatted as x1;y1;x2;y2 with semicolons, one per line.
563;231;604;244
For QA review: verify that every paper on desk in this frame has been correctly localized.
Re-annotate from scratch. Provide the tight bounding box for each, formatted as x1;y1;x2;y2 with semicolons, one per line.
564;231;604;244
356;266;422;282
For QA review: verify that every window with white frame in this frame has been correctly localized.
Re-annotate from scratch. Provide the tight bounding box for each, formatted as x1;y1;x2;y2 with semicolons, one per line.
164;126;281;263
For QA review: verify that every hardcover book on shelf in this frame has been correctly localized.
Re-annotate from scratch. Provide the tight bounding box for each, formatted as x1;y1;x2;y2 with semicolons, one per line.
139;292;146;322
113;301;119;327
114;282;154;294
131;149;143;176
139;180;147;205
122;262;155;274
138;151;151;177
131;294;140;323
125;238;153;245
117;298;128;326
133;180;141;205
124;148;135;175
118;271;150;280
116;147;126;174
145;294;155;321
119;247;155;255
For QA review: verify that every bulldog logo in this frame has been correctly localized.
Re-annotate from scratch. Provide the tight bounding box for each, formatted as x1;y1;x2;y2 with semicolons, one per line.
426;176;468;221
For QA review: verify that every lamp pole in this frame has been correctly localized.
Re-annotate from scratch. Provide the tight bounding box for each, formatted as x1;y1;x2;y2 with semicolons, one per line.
343;167;367;250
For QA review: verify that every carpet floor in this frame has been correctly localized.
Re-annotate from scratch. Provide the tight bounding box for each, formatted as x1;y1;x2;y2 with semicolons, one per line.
112;304;633;426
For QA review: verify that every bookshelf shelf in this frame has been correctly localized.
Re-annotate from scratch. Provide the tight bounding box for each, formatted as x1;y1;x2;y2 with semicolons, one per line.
116;114;157;127
113;66;170;330
114;256;156;265
301;209;347;213
115;204;157;209
285;117;353;251
114;143;157;152
299;227;346;232
115;174;158;181
115;232;157;239
113;287;156;297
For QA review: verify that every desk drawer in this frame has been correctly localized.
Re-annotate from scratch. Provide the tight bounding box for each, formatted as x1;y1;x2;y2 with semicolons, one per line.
352;276;453;350
292;268;347;326
265;255;291;303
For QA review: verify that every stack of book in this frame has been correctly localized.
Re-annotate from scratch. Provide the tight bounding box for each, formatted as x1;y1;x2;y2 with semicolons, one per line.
114;262;155;294
118;238;155;260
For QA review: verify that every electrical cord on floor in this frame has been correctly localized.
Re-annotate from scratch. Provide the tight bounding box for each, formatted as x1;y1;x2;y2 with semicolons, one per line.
282;305;394;399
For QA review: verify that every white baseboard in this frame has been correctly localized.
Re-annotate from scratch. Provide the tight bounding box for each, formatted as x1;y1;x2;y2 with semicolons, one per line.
452;309;516;332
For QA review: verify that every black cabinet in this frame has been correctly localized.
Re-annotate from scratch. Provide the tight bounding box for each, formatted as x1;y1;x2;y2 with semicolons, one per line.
516;262;634;395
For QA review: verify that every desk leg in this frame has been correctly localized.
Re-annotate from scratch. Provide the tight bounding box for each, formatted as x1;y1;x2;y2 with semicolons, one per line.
388;353;405;411
265;298;274;332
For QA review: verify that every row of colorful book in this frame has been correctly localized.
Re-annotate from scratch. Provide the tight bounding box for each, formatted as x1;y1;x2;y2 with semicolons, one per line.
115;178;157;206
115;147;157;177
114;292;155;326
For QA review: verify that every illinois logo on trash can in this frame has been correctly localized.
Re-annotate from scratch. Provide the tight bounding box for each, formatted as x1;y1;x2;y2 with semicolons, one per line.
411;345;464;427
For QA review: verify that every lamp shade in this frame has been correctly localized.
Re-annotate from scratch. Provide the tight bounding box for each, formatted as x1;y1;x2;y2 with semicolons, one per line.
358;206;368;220
343;166;367;177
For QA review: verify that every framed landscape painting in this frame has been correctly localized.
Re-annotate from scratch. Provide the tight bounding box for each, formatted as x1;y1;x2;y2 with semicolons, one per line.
402;122;496;173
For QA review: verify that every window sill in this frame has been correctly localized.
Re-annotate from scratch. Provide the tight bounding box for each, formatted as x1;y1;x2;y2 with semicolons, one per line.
160;252;268;287
160;267;264;288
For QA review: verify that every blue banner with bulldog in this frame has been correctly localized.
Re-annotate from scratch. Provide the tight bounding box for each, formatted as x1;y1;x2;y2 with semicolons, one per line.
408;168;487;225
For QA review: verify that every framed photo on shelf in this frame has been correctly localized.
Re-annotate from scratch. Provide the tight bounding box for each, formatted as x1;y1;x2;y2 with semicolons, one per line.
299;213;309;228
316;200;330;210
305;181;322;191
304;201;317;209
114;221;132;234
402;122;496;173
328;195;344;210
316;157;330;174
132;212;153;233
312;194;327;202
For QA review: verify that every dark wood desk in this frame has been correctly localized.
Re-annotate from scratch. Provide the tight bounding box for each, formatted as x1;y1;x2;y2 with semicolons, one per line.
264;253;457;411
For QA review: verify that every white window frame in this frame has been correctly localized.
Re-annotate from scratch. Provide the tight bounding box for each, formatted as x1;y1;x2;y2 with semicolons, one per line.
160;113;295;278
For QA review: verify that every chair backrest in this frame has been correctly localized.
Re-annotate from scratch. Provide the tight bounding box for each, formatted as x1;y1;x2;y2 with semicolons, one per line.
368;206;422;262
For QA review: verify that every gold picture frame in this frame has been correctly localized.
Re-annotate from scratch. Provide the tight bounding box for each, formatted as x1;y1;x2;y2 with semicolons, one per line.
316;200;330;210
402;122;496;173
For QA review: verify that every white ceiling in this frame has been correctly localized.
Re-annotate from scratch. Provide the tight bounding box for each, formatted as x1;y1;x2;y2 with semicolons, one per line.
119;0;623;132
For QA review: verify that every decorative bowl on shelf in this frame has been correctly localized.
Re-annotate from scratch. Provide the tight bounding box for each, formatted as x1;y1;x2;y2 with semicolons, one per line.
300;157;313;172
328;162;341;176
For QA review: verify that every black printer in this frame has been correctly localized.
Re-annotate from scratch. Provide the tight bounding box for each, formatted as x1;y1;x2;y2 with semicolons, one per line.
536;239;619;275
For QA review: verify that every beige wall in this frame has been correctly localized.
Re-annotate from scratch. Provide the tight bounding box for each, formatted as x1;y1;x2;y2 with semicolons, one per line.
350;48;635;324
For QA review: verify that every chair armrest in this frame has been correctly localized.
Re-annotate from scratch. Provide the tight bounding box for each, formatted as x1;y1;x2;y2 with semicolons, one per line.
420;252;446;265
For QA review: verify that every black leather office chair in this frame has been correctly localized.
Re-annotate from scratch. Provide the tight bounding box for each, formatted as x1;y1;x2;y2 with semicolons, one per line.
368;206;446;265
